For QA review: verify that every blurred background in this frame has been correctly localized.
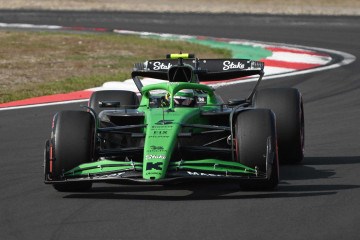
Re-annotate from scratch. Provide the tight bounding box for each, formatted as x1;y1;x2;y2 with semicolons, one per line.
1;0;359;15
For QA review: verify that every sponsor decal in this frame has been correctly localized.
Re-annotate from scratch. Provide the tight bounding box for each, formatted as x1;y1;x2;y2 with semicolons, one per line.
80;172;126;179
153;62;172;70
151;125;174;129
150;145;164;150
196;96;206;103
187;171;223;177
251;61;264;69
149;135;169;139
150;128;172;137
145;155;166;160
145;171;162;176
223;60;245;70
155;120;174;125
146;162;163;170
153;130;168;135
148;145;167;153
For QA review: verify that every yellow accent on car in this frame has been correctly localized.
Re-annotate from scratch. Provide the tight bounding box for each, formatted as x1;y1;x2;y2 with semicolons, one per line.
166;53;194;59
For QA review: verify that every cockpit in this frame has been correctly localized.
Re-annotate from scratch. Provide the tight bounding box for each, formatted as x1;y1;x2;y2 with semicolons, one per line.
148;88;207;108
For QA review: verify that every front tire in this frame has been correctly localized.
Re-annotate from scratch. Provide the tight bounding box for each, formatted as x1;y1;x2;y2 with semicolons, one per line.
50;111;94;192
235;109;279;190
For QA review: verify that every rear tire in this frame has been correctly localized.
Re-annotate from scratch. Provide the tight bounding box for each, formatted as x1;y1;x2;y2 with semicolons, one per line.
235;109;279;190
89;90;139;116
253;88;304;164
50;111;94;192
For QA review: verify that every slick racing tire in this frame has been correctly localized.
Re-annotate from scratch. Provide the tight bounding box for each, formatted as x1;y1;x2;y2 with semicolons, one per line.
253;88;304;164
50;111;94;192
235;109;279;190
89;90;139;117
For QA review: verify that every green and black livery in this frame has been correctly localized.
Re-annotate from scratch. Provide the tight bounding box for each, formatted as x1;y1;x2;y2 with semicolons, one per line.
44;53;304;191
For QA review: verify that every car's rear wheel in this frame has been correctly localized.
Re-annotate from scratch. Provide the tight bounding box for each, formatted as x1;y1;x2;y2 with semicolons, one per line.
49;111;94;192
235;109;279;190
89;90;139;116
253;88;304;164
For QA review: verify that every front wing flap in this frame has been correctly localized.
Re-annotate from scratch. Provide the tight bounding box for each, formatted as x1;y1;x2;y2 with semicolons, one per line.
44;159;269;185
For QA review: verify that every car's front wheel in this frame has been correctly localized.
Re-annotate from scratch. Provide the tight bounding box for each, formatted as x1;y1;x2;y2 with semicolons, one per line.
47;111;94;192
235;109;279;190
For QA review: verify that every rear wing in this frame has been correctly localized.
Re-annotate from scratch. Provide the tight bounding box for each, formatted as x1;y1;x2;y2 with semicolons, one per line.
132;58;264;81
131;56;264;96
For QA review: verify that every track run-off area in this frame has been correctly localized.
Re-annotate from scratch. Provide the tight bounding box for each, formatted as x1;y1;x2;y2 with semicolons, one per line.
0;11;359;240
0;23;355;110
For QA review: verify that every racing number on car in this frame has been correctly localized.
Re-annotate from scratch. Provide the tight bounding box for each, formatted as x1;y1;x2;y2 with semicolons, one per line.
146;162;163;171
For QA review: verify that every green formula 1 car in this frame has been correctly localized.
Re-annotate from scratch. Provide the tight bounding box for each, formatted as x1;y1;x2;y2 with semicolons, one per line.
44;53;304;191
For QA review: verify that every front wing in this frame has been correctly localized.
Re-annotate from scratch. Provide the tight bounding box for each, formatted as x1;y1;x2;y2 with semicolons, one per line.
44;159;271;185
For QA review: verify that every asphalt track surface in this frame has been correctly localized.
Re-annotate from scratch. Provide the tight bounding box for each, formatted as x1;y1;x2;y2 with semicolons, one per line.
0;11;360;240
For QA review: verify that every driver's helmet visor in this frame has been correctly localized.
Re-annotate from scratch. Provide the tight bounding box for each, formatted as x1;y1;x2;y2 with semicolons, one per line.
174;96;193;106
174;89;194;106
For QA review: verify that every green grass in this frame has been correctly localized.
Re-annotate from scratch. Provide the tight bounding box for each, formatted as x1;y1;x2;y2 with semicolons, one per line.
0;31;231;103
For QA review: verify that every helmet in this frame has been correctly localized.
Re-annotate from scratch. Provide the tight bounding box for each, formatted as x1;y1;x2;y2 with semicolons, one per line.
174;89;195;107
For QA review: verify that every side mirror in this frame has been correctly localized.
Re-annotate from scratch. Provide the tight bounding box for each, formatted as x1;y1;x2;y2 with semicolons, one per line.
98;101;121;108
227;99;248;106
